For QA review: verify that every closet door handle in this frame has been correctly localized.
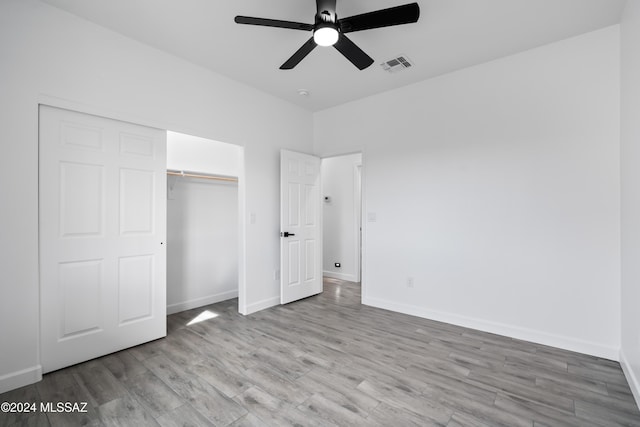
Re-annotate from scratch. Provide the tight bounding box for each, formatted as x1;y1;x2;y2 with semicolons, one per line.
281;232;295;237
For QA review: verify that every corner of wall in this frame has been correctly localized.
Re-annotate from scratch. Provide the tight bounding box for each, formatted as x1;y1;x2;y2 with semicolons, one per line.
620;0;640;413
166;290;239;315
620;349;640;409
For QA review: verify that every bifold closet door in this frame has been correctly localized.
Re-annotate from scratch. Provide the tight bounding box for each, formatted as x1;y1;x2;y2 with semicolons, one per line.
39;105;167;373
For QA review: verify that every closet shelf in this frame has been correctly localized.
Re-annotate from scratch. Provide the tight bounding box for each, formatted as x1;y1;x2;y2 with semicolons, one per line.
167;170;238;182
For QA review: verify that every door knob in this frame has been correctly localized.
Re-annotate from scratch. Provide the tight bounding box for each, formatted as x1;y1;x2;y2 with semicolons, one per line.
281;232;296;237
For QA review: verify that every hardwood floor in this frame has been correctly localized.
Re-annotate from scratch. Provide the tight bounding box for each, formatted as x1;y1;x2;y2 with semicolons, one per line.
2;277;640;426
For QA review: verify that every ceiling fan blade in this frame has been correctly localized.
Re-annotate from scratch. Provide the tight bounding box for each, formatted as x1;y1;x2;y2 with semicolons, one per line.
339;3;420;33
280;37;318;69
235;16;313;31
333;34;374;70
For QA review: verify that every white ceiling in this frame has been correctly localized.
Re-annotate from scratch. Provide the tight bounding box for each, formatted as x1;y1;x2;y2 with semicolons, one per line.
40;0;626;112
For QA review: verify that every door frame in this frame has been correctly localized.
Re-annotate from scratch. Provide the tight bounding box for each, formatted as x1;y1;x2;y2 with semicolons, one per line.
354;162;362;283
320;151;366;292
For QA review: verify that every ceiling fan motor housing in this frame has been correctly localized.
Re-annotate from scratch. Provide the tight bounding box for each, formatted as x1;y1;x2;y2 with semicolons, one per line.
313;1;339;46
315;0;338;22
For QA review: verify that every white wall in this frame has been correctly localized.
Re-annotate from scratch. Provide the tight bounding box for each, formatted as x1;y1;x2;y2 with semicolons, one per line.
167;131;240;178
322;154;362;281
314;26;621;359
167;178;238;314
0;0;312;393
620;0;640;407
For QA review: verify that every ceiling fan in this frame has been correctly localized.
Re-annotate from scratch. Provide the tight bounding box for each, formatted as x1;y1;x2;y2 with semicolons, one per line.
234;0;420;70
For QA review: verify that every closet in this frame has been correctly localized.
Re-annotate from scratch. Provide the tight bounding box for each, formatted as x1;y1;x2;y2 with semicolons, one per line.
166;132;241;314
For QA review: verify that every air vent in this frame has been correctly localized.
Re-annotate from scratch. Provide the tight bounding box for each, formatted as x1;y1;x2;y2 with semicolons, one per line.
380;55;413;73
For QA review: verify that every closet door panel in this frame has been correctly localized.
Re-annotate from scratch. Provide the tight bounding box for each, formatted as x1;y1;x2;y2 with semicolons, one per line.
39;105;166;373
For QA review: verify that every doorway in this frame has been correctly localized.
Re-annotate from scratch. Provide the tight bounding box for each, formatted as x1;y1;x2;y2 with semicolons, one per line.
321;153;363;283
166;131;243;314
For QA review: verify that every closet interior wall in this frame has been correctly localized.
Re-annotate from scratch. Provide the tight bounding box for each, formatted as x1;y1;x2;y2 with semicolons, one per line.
166;131;241;314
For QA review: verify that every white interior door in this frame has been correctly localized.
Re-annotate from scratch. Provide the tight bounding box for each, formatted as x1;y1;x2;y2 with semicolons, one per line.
39;105;167;373
280;150;322;304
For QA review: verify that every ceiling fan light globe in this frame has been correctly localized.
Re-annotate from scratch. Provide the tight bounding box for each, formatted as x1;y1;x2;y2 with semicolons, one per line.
314;26;339;46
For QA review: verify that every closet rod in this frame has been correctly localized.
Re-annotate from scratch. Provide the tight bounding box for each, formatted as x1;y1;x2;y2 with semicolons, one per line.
167;170;238;182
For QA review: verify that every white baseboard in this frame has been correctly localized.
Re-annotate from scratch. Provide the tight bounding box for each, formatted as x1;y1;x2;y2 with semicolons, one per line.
245;296;280;315
166;289;238;315
363;296;619;361
0;365;42;394
323;271;357;282
620;349;640;410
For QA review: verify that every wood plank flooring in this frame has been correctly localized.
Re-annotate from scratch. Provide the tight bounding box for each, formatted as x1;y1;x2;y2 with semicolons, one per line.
2;277;640;426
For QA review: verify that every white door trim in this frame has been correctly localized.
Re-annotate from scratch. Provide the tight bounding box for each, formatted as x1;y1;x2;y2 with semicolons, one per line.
359;150;367;303
354;162;362;283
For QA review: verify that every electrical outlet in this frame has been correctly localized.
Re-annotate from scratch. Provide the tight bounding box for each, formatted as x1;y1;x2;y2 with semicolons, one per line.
335;262;341;268
406;277;414;288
